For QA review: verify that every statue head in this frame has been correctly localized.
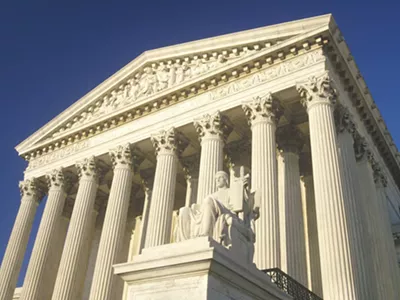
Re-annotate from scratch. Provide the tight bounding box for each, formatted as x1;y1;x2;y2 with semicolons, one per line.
215;171;229;188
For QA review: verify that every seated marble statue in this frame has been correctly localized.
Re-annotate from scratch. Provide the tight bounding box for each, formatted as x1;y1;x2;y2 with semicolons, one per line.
175;167;259;263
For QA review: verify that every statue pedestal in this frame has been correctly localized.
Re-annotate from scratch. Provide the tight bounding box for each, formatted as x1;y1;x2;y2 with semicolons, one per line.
114;237;291;300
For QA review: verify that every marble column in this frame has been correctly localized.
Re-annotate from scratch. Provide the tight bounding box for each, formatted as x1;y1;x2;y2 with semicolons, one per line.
137;182;151;253
299;164;322;297
0;179;42;300
42;201;71;300
335;106;374;300
130;216;143;258
20;169;69;300
145;127;187;248
354;139;395;300
182;154;200;207
242;92;282;270
75;208;99;297
296;72;359;299
276;124;307;285
373;162;400;299
194;111;230;204
81;206;105;300
88;144;134;300
51;156;99;300
116;214;136;300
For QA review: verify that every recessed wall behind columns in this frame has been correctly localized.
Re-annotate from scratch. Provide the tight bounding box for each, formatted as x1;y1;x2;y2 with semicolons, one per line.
24;49;326;180
326;59;400;225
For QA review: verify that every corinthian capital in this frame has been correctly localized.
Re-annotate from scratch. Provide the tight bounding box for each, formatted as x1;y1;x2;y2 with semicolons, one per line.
334;105;355;135
242;92;283;125
276;124;304;154
19;178;43;201
109;144;133;169
193;111;232;142
151;127;189;156
296;72;337;109
46;168;71;191
76;156;98;180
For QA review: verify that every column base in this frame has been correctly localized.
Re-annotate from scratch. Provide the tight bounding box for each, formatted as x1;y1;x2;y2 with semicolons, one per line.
114;237;290;300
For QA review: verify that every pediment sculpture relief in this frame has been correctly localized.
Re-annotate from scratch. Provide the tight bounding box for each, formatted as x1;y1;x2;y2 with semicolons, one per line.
50;46;260;139
175;166;259;264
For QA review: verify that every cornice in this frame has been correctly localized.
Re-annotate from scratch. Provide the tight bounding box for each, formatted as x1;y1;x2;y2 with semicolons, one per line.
16;14;332;154
21;29;330;163
26;28;400;192
19;15;400;190
325;25;400;188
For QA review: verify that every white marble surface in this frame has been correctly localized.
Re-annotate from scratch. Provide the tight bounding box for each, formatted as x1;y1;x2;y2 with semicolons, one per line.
3;14;400;300
114;237;291;300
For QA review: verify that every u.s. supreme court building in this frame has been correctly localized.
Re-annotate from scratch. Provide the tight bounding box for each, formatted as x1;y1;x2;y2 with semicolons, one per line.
1;14;400;300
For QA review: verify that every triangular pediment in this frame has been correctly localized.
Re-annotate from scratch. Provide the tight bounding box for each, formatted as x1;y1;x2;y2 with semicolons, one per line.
16;14;334;156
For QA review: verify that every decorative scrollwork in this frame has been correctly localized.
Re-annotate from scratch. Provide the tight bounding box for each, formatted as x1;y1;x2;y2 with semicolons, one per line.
109;144;133;169
151;127;188;156
193;111;232;142
76;156;98;180
242;92;283;125
45;168;73;193
296;72;337;109
19;178;43;200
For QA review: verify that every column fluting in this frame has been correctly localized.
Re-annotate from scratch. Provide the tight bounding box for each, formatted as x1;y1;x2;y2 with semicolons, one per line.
88;144;134;300
335;106;374;300
194;111;229;204
300;172;322;296
355;144;394;299
81;211;104;300
277;124;307;285
242;92;282;270
373;161;400;299
137;182;151;253
20;169;69;300
42;206;70;300
297;73;357;300
0;179;42;300
51;156;99;300
144;127;187;248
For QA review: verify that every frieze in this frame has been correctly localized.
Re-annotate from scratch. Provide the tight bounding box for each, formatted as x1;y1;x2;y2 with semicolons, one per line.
48;46;262;140
27;140;89;171
210;49;325;100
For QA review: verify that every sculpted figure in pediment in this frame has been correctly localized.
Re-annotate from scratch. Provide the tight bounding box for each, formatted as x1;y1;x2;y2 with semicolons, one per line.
127;78;140;101
168;64;176;87
156;63;170;91
48;47;262;139
139;67;157;96
108;90;118;108
191;57;208;76
208;53;228;69
113;85;126;108
176;62;188;84
175;167;259;263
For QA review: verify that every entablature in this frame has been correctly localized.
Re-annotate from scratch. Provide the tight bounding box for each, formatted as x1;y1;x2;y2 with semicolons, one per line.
16;14;400;190
324;27;400;189
19;31;329;161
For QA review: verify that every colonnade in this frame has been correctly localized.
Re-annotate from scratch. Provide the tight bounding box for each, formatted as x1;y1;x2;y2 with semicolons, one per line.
0;73;399;300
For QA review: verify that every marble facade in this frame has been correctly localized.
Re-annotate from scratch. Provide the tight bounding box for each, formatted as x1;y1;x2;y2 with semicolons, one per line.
1;14;400;300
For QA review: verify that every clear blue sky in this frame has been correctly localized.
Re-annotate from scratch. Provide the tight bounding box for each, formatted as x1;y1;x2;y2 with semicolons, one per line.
0;0;399;286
